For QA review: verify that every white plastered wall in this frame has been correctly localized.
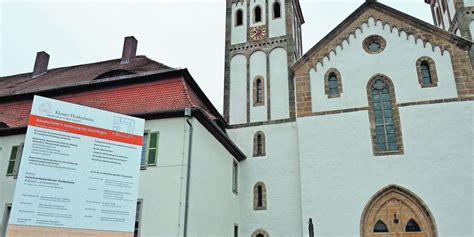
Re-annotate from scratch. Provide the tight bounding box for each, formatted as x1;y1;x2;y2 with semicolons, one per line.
470;20;474;39
310;17;458;113
268;0;286;38
250;0;266;27
250;51;268;122
137;118;187;237
230;54;248;125
0;134;25;234
269;47;290;120
297;101;473;237
187;119;240;237
231;1;248;45
227;122;303;237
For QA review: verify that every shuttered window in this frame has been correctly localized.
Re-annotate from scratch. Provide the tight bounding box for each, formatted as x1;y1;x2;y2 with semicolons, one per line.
147;132;159;166
7;144;23;176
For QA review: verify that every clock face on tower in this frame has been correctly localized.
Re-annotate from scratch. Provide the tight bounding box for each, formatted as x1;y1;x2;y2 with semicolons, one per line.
250;26;267;41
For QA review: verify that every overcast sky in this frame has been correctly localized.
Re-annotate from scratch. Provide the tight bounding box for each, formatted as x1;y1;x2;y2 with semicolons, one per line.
0;0;432;112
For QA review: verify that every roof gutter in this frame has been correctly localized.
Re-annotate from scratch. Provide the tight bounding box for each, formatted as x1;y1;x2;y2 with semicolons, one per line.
0;108;246;161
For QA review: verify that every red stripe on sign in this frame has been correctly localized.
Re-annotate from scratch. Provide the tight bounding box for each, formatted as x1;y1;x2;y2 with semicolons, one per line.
28;115;143;146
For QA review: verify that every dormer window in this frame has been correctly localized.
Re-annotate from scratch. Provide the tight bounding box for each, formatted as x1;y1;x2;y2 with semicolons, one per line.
94;69;134;80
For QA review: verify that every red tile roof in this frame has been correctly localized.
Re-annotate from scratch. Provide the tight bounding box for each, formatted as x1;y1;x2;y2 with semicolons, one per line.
0;56;172;97
0;75;218;128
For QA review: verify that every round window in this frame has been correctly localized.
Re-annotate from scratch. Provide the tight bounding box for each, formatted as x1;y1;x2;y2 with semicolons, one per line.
363;35;386;54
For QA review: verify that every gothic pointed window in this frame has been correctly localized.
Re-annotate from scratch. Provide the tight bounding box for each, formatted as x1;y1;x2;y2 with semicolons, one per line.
253;182;267;210
254;6;262;23
367;75;403;155
373;220;389;232
324;68;342;98
253;131;266;157
405;219;421;232
236;9;243;26
273;1;281;19
253;77;265;106
416;57;438;88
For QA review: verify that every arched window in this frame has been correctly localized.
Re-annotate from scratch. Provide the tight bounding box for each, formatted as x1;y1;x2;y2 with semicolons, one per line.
254;6;262;23
416;57;438;88
253;77;265;106
405;219;421;232
373;220;389;232
235;9;243;26
253;182;267;210
273;1;281;19
253;131;266;157
256;79;263;102
0;122;8;128
324;68;343;98
367;75;403;155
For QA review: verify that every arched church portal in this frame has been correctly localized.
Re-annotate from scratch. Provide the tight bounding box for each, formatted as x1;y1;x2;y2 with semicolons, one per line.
360;185;437;237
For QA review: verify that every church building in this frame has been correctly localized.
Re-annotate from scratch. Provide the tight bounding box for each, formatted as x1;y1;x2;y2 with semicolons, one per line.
0;0;472;236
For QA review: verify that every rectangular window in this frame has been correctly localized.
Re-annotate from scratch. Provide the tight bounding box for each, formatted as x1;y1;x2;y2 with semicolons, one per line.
6;144;23;177
135;199;143;237
147;132;159;166
141;132;149;169
2;204;12;237
232;161;238;194
234;224;239;237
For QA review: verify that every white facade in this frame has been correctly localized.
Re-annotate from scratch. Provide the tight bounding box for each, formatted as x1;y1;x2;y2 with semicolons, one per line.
230;54;248;124
231;1;248;45
0;117;241;237
225;1;473;237
269;47;290;120
227;122;302;237
297;101;473;236
310;17;458;113
471;20;474;39
250;51;268;122
268;0;286;38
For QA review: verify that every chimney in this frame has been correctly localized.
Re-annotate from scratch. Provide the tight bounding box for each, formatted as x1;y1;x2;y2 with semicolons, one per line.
121;36;137;64
32;51;49;78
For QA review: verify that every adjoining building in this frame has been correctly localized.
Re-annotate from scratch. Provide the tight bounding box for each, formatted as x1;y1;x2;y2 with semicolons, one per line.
1;0;473;236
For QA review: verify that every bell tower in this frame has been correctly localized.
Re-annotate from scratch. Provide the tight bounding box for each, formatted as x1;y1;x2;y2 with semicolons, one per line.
223;0;304;126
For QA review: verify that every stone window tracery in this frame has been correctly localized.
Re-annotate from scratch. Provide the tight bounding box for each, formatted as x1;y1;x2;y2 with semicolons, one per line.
367;74;404;156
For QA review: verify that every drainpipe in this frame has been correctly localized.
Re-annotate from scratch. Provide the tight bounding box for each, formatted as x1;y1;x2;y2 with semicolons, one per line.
183;108;193;237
